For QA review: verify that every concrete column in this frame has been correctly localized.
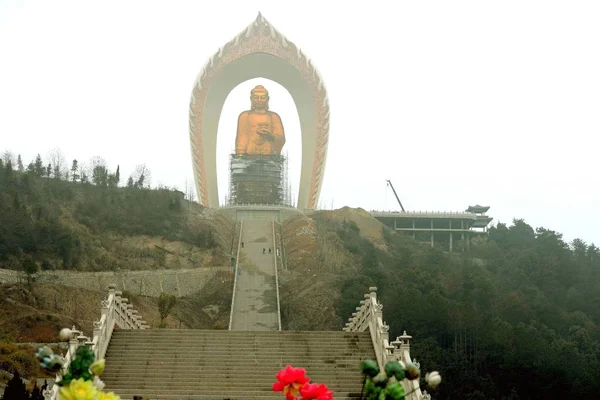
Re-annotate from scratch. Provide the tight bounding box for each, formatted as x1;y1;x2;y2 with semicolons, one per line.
449;220;453;252
430;220;434;247
412;220;415;239
394;218;397;230
461;220;465;252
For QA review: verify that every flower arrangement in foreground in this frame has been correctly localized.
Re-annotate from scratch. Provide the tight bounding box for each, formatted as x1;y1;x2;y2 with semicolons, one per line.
35;328;120;400
272;361;441;400
272;365;334;400
359;359;441;400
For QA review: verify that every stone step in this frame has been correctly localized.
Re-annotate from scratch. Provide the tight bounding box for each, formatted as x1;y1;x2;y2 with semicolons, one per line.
103;364;365;371
102;376;362;383
105;341;373;351
108;338;371;343
104;359;369;364
107;341;372;346
103;328;375;399
104;383;362;390
103;372;362;378
108;337;371;342
102;389;362;397
108;339;371;344
107;340;372;345
105;349;372;355
105;348;373;354
102;367;364;374
105;351;372;358
102;372;363;380
106;393;361;400
104;357;369;364
105;382;362;389
111;330;369;336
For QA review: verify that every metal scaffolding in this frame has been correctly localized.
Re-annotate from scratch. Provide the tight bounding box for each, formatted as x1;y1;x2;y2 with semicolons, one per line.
227;154;291;206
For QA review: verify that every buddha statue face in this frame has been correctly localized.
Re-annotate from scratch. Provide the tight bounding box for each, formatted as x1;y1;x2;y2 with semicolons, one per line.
250;85;269;110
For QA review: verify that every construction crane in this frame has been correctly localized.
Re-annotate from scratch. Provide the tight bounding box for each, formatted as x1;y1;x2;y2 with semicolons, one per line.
386;180;405;212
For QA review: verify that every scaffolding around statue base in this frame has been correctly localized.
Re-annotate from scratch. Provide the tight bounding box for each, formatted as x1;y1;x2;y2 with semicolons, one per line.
228;153;291;206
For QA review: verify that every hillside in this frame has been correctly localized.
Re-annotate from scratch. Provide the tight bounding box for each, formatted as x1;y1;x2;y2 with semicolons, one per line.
3;155;600;399
281;207;600;399
0;164;234;272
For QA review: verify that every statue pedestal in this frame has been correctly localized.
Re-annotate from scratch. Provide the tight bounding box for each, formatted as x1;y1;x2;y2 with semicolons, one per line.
228;154;290;206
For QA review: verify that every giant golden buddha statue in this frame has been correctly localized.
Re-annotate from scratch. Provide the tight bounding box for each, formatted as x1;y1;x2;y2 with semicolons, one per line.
235;85;286;155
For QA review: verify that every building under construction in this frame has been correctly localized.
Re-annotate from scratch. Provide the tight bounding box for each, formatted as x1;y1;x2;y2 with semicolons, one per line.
227;154;291;206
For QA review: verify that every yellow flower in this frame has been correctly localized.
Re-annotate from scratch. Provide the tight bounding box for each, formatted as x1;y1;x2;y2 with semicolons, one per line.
97;391;121;400
59;379;97;400
90;359;106;376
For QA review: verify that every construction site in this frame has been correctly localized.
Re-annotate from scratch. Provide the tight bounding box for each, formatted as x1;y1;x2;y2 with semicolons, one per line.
226;153;291;206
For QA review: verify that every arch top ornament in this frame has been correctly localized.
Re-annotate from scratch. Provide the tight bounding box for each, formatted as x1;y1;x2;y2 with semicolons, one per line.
189;12;330;209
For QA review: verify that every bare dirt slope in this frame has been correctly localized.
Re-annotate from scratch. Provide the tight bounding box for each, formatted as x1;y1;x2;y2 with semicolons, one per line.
0;276;233;343
280;207;388;331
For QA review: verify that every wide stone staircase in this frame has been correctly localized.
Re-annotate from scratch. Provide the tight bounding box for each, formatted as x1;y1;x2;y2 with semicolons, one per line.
102;329;375;399
230;220;279;331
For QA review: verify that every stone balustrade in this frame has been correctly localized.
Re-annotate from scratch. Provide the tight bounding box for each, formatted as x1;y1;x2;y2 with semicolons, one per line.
228;220;244;330
343;287;429;400
44;284;147;400
272;221;282;331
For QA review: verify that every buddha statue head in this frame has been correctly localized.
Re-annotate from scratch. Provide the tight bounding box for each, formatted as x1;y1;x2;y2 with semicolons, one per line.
250;85;269;111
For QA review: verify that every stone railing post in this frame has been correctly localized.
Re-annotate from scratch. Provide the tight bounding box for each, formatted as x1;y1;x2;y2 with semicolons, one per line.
343;287;424;393
67;327;80;368
390;331;424;400
47;284;148;400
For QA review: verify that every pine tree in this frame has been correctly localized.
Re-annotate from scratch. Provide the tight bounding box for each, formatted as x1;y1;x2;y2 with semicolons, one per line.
2;371;29;400
46;164;51;178
34;154;44;176
71;159;79;183
17;155;24;172
4;160;13;181
115;165;120;186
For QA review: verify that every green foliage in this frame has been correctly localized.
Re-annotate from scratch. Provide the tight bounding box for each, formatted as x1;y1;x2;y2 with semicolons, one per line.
58;347;95;386
158;292;177;327
0;342;39;378
361;361;409;400
325;216;600;399
0;153;219;271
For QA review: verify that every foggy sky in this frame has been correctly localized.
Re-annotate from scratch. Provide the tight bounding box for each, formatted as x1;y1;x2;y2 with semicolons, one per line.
1;0;599;245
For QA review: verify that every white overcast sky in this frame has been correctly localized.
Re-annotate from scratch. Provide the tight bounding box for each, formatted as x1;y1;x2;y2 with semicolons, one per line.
1;0;599;245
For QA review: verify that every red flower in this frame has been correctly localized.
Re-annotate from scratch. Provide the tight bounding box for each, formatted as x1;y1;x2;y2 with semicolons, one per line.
300;383;334;400
272;365;311;400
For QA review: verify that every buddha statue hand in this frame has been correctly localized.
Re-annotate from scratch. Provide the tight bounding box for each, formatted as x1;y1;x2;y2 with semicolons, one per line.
257;127;275;141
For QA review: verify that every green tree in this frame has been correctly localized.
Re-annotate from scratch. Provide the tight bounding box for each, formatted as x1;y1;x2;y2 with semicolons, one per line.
92;165;108;187
70;159;79;183
33;154;44;176
2;371;29;400
22;256;38;287
158;293;177;328
16;155;24;173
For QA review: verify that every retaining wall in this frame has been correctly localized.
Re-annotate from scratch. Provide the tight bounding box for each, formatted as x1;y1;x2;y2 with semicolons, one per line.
0;267;230;298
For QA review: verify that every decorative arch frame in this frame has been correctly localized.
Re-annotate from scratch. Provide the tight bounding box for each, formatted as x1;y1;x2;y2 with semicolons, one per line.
189;13;329;209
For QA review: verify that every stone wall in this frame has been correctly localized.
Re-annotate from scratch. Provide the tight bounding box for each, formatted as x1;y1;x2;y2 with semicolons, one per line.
0;267;231;298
